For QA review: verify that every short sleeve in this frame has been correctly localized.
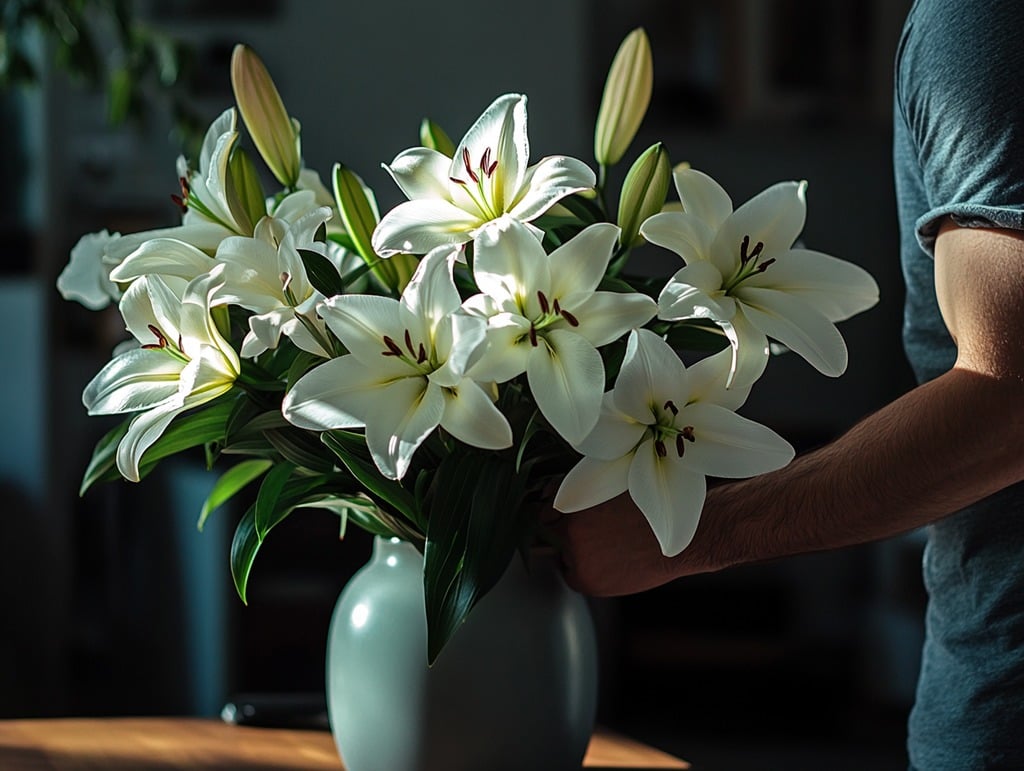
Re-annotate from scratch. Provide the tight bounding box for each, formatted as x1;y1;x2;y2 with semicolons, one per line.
896;0;1024;256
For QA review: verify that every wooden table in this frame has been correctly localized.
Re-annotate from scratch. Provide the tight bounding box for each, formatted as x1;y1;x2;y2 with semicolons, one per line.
0;718;690;770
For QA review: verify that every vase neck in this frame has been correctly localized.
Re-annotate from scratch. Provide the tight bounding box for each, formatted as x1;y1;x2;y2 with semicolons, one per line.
371;536;422;567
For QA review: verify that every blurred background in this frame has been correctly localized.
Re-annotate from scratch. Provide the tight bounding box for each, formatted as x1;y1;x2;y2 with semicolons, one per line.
1;0;920;768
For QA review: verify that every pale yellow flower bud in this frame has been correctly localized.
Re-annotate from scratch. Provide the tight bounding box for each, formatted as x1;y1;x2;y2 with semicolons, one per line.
230;44;301;187
594;28;653;168
226;146;266;235
419;118;456;157
332;162;401;292
617;142;670;248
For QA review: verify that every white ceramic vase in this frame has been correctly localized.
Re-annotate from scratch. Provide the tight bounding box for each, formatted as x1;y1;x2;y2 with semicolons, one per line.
326;536;598;771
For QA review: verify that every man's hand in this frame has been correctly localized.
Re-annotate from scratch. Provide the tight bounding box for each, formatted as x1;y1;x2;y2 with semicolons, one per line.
546;492;702;596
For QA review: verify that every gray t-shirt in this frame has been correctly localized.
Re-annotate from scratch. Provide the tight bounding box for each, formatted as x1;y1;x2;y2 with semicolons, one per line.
895;0;1024;767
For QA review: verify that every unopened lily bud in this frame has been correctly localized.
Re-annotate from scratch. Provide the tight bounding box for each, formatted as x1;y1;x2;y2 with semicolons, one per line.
227;146;266;235
230;44;301;187
419;118;456;157
594;28;653;167
617;142;670;248
333;162;400;292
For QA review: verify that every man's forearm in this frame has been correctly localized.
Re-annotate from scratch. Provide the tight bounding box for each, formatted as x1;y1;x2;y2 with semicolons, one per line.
682;366;1024;576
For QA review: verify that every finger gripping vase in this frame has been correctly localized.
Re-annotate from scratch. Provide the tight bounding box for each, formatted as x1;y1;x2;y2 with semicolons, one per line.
326;536;599;771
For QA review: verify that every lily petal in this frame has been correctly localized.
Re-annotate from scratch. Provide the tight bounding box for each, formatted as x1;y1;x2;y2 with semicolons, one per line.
83;348;184;415
568;290;657;348
686;347;751;410
575;393;647;460
371;199;481;256
629;442;707;556
726;310;771;388
283;355;399;430
612;328;688;424
385;147;455;201
527;328;604;445
453;93;528;213
473;217;552;310
677;401;794;478
120;275;187;350
465;313;532;383
401;245;461;327
639;211;715;264
657;262;732;322
547;222;619;298
363;378;445;480
57;230;121;310
713;181;806;263
746;248;880;322
111;238;215;284
116;401;186;482
506;155;597;222
438;379;513;450
738;287;849;376
319;294;406;366
672;167;733;230
554;454;632;513
104;222;233;264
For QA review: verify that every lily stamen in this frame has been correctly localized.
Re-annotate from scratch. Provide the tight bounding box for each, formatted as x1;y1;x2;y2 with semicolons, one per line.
404;329;416;356
664;399;678;415
462;148;480;184
146;324;168;349
740;235;764;265
417;343;428;364
560;308;580;327
537;290;550;314
382;335;404;357
681;425;696;442
654;439;668;458
528;324;538;347
675;435;686;457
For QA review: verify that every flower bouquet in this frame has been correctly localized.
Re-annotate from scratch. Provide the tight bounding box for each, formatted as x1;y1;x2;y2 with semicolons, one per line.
59;29;879;664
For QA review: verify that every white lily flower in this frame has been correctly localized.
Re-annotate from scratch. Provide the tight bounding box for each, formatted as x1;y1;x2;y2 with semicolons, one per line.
641;168;879;387
463;217;657;445
100;110;246;270
57;229;122;309
216;205;335;358
109;190;327;288
283;246;512;480
82;267;240;482
372;93;596;257
554;329;794;556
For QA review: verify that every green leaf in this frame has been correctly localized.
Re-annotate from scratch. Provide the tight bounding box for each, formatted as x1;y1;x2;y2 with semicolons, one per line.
298;247;347;298
263;427;336;473
556;192;605;225
107;65;132;125
140;397;235;466
423;451;533;664
80;397;236;494
327;231;358;253
197;459;273;531
663;320;730;353
322;430;422;529
286;350;324;390
254;460;296;540
80;420;130;495
230;503;260;604
231;472;362;602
